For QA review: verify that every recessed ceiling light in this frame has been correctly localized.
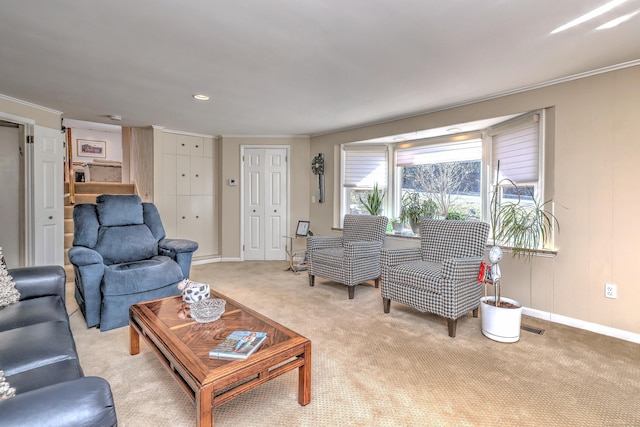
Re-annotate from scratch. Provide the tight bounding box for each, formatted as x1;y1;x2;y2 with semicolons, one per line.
551;0;628;33
447;127;462;133
109;115;122;121
193;94;210;101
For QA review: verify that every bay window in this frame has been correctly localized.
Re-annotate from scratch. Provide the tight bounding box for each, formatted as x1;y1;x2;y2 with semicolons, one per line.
340;110;551;249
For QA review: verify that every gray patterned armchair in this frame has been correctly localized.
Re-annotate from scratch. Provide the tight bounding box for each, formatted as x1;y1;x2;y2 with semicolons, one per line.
381;219;489;337
307;214;388;299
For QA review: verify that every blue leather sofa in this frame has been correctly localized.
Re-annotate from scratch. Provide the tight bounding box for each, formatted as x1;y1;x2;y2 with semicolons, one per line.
0;265;117;426
69;194;198;331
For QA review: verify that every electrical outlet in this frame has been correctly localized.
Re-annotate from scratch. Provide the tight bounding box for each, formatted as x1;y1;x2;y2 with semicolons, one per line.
605;283;617;299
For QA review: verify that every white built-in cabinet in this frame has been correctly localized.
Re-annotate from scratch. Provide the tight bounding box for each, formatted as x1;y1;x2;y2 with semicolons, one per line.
156;132;217;261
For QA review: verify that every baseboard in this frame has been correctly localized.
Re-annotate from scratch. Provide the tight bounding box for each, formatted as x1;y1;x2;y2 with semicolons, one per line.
219;257;243;262
192;257;221;265
523;307;640;344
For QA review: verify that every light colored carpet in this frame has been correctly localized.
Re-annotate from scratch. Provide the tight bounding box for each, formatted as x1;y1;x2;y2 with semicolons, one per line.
68;261;640;426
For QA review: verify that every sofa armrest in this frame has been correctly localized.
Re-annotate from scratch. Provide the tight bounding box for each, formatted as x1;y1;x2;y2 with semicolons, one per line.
159;238;199;254
441;257;483;283
344;241;383;259
306;236;343;251
8;265;66;302
0;376;117;427
68;247;103;266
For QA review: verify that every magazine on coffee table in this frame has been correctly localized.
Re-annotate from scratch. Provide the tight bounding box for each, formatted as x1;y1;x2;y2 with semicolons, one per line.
209;330;267;359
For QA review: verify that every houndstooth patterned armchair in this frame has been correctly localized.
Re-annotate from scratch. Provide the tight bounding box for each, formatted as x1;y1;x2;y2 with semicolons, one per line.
381;219;489;337
307;214;388;299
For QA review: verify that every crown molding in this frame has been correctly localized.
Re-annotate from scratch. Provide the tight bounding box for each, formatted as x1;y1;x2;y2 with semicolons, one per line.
0;93;63;115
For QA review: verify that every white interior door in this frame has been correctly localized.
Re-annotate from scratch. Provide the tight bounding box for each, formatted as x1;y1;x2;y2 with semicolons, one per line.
243;147;287;261
31;125;64;266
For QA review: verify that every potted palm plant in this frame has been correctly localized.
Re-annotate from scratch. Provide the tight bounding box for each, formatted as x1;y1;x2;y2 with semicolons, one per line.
480;161;558;342
360;182;385;215
400;191;438;234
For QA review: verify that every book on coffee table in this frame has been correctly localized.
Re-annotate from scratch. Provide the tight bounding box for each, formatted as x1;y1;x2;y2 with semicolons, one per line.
209;330;267;359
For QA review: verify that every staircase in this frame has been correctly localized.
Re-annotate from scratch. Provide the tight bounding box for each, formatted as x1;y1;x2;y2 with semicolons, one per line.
64;182;137;281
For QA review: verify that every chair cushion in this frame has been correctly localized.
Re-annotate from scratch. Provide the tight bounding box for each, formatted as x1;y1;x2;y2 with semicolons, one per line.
387;260;443;293
102;256;184;296
72;204;100;248
0;296;68;333
0;321;80;378
6;359;84;394
312;247;345;268
95;224;158;265
96;194;144;227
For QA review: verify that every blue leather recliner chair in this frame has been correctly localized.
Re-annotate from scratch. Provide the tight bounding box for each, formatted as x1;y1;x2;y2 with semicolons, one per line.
68;194;198;331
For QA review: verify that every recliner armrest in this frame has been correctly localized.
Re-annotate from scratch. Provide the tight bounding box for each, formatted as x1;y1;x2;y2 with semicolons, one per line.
68;247;104;266
159;238;199;254
8;265;66;302
0;376;117;427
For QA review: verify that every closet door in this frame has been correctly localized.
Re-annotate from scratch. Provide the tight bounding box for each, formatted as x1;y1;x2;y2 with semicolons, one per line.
243;147;287;261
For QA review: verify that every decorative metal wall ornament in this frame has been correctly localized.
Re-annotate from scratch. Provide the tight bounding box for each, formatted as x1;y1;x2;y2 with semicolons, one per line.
311;153;325;203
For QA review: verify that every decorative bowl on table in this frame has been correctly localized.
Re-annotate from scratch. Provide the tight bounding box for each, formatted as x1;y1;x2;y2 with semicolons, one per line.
190;298;226;323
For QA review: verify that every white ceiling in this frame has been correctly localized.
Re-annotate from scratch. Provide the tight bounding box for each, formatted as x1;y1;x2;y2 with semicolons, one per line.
1;1;639;137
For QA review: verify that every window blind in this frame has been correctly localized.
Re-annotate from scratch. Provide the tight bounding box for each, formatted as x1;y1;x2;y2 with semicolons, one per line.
343;147;388;188
396;139;482;167
491;114;540;184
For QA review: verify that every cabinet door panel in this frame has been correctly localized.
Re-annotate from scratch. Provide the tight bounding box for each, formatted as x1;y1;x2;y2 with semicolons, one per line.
190;137;204;156
176;135;192;155
161;153;177;197
176;155;190;195
203;138;215;158
162;133;177;154
190;156;205;195
202;156;214;196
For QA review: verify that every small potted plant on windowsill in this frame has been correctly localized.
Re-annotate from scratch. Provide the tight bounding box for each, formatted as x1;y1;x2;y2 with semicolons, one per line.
360;182;385;216
400;191;438;234
390;218;404;233
481;161;559;343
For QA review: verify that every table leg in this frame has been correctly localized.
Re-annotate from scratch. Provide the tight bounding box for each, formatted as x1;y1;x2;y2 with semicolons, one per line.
298;341;312;406
129;323;140;355
196;386;214;427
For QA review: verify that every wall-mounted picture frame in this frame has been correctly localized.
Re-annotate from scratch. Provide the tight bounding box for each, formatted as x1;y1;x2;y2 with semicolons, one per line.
296;220;310;237
77;139;106;158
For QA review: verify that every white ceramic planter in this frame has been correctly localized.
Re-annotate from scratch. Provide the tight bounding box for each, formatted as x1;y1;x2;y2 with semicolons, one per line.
480;296;522;343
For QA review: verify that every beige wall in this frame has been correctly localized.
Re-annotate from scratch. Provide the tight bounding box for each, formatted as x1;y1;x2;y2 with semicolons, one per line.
219;136;311;259
0;95;60;129
310;65;640;335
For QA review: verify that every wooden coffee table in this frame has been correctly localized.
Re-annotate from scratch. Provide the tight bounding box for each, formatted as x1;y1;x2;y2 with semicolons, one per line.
129;291;312;427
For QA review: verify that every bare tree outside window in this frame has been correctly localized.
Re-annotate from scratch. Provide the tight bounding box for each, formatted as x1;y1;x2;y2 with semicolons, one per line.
402;161;480;218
